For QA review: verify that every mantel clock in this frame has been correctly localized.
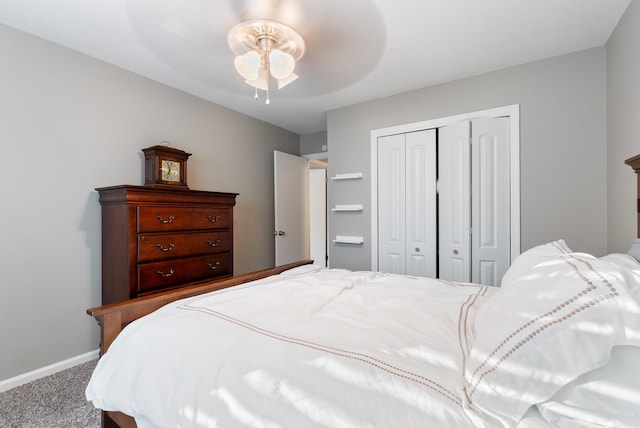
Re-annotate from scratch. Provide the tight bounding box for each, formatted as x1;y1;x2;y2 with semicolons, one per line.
142;145;191;189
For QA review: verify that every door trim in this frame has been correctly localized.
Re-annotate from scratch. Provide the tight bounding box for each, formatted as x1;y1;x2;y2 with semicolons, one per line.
303;152;328;267
370;104;520;272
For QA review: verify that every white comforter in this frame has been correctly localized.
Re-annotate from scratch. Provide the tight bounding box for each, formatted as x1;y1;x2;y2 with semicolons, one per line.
86;265;498;428
87;241;640;427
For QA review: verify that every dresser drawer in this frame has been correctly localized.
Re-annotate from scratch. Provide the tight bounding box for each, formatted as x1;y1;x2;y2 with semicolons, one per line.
138;231;231;262
138;252;232;294
138;206;231;232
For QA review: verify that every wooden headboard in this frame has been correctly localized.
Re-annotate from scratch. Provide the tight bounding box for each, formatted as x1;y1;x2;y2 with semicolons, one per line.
626;154;640;237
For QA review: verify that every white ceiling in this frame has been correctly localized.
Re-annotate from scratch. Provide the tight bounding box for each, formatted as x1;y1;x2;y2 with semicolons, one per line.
0;0;631;134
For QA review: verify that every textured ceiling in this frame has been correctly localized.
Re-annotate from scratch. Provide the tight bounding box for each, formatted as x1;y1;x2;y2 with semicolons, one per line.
0;0;631;134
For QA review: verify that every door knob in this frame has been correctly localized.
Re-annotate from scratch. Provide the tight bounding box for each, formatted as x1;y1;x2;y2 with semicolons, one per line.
453;249;459;255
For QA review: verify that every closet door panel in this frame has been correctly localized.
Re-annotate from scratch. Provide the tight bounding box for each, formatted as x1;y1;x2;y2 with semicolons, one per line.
438;121;471;282
405;130;437;277
471;117;510;286
378;134;406;274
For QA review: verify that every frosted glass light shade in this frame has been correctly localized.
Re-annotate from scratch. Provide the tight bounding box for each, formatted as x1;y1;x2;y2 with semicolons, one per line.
234;51;261;81
245;68;269;90
268;49;295;80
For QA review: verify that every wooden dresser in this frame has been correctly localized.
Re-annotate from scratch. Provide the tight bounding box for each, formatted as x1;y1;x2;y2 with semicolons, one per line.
96;185;238;304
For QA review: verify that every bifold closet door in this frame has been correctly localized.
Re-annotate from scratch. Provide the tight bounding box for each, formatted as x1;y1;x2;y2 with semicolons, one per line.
378;129;437;276
438;118;510;286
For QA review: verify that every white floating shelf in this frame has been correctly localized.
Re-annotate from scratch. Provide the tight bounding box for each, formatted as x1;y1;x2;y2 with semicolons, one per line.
331;172;363;181
332;235;364;245
331;204;363;212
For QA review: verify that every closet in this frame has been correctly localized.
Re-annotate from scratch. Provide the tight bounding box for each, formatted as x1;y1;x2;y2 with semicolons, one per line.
377;116;510;286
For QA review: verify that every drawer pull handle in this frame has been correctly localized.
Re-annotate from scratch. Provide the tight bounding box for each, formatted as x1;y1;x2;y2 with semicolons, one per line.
156;243;175;252
207;215;221;223
156;215;175;224
156;268;175;277
207;239;221;247
207;261;221;270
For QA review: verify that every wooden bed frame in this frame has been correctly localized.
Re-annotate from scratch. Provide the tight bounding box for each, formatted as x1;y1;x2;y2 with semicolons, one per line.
87;259;312;428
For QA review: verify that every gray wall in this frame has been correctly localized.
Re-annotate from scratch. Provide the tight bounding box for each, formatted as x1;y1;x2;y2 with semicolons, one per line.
0;24;299;381
607;0;640;252
300;131;328;155
327;47;607;271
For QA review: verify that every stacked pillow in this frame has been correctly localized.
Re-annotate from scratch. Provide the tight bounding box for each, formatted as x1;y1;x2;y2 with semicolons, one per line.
461;240;640;427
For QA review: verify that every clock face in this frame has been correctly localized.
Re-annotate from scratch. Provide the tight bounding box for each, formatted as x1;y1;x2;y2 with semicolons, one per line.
161;160;180;182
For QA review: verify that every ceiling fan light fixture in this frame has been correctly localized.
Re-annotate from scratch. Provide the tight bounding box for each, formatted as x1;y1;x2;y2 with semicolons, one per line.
228;19;305;104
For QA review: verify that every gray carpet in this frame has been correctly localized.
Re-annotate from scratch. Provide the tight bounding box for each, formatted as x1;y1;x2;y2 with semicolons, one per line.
0;360;101;428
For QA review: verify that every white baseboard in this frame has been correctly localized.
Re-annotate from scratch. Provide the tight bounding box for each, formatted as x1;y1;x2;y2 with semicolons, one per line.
0;349;99;393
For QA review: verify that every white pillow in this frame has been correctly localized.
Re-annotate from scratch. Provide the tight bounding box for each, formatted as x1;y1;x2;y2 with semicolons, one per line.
499;239;572;289
462;241;640;426
537;346;640;428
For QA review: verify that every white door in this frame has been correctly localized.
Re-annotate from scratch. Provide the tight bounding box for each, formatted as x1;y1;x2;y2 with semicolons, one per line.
438;118;510;286
471;117;510;285
438;121;471;282
378;133;406;273
378;130;437;276
405;130;437;276
274;151;309;266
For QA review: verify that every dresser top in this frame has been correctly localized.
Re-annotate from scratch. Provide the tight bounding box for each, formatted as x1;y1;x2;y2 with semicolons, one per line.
96;185;238;206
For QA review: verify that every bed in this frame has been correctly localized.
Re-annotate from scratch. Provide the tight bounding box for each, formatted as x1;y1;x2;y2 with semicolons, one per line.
86;156;640;428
